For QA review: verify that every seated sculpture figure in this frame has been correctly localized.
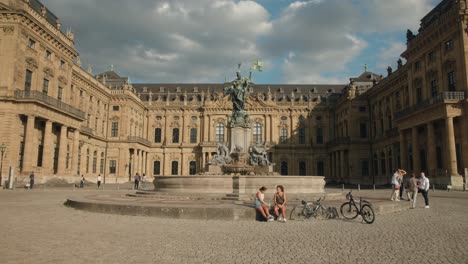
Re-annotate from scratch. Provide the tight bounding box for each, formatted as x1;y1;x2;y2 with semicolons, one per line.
209;143;231;166
249;143;271;167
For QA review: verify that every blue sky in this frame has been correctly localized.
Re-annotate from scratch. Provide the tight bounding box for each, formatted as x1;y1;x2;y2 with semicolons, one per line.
43;0;439;84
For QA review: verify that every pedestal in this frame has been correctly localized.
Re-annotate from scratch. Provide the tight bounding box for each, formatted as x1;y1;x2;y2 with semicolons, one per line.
229;126;251;153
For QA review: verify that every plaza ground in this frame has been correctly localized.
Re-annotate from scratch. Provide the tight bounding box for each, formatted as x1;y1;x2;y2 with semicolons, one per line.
0;187;467;264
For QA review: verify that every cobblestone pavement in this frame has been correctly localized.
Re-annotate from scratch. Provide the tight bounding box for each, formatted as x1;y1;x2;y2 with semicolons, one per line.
0;188;467;264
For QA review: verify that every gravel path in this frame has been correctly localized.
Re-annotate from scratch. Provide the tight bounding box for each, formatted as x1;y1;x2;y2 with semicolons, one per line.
0;189;467;264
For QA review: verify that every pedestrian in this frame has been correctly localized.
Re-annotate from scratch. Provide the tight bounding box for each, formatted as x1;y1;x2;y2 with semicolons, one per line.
80;175;85;188
390;169;402;201
406;173;418;209
273;185;287;222
418;172;430;208
255;186;274;221
134;173;140;190
97;174;102;189
29;172;35;190
141;173;147;190
399;169;407;200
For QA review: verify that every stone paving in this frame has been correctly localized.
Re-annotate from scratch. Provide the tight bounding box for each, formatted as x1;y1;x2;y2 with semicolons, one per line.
0;188;467;264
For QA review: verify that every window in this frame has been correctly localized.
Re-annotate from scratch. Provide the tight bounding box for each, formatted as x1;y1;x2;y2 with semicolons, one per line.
153;161;161;175
445;39;454;51
154;128;162;143
387;115;392;130
60;60;65;69
359;106;366;112
25;70;32;92
316;127;323;144
373;154;378;176
280;127;288;144
414;61;421;71
380;153;386;175
448;71;456;91
171;161;178;175
94;117;98;131
299;161;306;176
430;79;438;97
280;161;288;176
57;86;63;101
280;116;287;121
92;151;97;173
109;160;117;174
45;50;52;60
42;79;49;94
66;144;70;169
172;128;180;143
189;161;197;175
112;106;120;111
111;122;119;137
37;144;43;167
28;38;36;49
298;127;306;144
253;123;262;144
317;161;324;176
216;123;224;143
100;153;104;174
190;128;197;144
428;51;436;62
361;160;369;177
360;123;368;138
86;149;90;173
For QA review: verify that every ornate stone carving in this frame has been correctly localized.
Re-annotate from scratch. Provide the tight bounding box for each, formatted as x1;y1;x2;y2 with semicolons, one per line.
58;76;68;86
43;67;54;79
25;57;38;70
2;26;14;35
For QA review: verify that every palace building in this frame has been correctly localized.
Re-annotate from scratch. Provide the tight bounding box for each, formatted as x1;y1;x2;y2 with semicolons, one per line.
0;0;466;188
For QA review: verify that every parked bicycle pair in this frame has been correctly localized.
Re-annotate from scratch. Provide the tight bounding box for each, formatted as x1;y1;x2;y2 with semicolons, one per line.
290;191;375;224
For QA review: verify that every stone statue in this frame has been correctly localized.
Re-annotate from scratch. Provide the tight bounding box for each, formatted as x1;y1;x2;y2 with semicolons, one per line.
387;66;393;76
397;58;403;69
208;143;231;166
249;144;271;167
406;29;415;43
224;64;252;127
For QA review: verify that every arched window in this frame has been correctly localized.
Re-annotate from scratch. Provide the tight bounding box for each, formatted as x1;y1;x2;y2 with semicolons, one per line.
172;128;179;143
190;128;197;144
189;161;197;175
253;122;262;144
299;161;306;176
153;161;160;175
171;161;179;175
92;151;97;173
280;127;288;144
154;128;162;143
216;123;224;143
280;161;288;176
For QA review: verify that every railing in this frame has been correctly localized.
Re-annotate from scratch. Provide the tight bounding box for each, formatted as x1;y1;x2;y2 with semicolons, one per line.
396;91;465;120
15;90;86;119
127;136;151;146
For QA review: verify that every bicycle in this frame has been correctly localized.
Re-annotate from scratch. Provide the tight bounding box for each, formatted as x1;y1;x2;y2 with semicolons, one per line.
340;191;375;224
290;197;338;220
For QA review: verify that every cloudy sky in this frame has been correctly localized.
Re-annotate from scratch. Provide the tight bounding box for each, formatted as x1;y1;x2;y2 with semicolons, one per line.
42;0;439;84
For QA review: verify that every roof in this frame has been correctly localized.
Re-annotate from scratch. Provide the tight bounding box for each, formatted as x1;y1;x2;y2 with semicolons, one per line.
351;71;383;83
28;0;60;28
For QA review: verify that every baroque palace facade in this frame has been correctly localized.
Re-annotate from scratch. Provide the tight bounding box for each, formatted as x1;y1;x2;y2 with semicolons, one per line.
0;0;467;187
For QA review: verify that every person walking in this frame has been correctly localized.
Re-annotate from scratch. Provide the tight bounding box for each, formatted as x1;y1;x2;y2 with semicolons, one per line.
134;173;140;190
406;173;418;209
418;172;430;208
390;169;402;201
80;175;85;188
97;174;102;189
141;173;147;190
399;169;407;200
29;172;35;190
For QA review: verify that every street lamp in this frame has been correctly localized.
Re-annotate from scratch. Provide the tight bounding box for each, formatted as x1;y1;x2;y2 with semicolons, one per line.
0;143;6;187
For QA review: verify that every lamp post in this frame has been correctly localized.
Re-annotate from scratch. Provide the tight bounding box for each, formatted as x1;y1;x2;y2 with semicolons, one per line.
0;143;6;187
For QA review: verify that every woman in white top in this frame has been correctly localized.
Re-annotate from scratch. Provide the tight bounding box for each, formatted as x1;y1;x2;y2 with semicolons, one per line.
390;169;406;201
255;186;274;221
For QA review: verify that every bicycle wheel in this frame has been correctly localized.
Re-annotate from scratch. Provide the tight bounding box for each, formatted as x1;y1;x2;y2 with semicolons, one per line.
361;204;375;224
340;202;359;220
290;205;308;220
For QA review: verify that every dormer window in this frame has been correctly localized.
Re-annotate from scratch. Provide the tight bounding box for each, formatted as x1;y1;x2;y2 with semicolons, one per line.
142;87;148;92
159;87;165;92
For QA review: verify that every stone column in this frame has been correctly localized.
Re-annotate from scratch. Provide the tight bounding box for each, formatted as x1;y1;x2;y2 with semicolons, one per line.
42;120;54;173
22;115;36;172
399;130;407;170
340;150;346;181
71;130;80;176
411;127;420;173
426;122;437;176
445;117;458;176
264;114;269;143
57;125;68;175
203;115;209;142
181;115;186;144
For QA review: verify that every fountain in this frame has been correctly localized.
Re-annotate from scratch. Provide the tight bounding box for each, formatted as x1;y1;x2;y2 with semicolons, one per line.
153;63;325;197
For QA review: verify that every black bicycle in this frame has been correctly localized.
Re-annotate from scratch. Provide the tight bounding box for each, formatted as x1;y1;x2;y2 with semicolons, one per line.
290;197;338;220
340;191;375;224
